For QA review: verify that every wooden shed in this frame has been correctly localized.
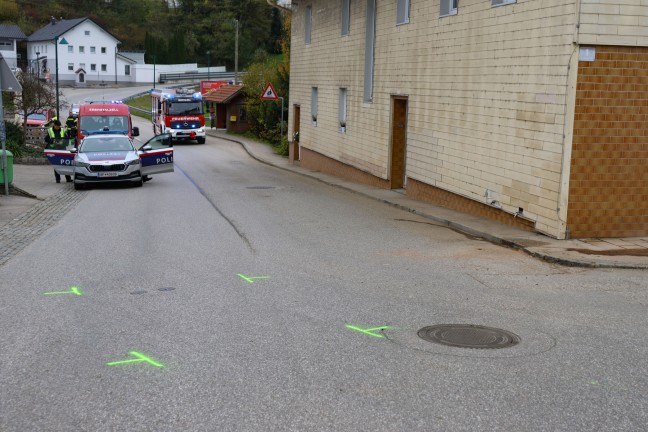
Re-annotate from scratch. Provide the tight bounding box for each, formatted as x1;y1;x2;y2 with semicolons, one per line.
203;84;249;133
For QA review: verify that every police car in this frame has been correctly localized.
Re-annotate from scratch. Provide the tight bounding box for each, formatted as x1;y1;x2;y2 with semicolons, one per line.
44;133;174;190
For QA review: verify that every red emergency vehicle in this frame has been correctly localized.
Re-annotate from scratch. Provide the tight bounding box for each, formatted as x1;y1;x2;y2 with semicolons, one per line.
151;89;206;144
77;101;139;140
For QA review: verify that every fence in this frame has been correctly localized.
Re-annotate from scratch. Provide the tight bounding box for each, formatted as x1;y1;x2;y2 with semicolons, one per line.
25;127;47;145
158;71;242;84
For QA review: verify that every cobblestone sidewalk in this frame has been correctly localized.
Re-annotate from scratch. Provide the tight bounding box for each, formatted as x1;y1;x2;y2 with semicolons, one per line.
0;188;87;267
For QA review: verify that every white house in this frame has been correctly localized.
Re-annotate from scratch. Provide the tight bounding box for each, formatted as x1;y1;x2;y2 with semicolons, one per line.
0;24;27;71
26;17;136;86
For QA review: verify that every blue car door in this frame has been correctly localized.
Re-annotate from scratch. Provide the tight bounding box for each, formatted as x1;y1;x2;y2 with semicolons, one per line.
138;134;174;175
44;138;76;177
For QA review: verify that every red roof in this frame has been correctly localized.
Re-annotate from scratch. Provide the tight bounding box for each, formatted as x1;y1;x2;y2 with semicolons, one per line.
204;85;244;104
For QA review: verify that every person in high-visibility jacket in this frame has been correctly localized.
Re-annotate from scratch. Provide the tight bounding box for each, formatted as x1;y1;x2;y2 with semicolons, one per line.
45;120;72;183
65;112;78;144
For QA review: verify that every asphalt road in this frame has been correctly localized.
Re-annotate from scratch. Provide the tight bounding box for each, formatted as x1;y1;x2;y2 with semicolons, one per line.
0;114;647;431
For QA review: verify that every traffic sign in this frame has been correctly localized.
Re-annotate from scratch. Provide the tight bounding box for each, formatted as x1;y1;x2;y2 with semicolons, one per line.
260;82;279;101
0;54;21;92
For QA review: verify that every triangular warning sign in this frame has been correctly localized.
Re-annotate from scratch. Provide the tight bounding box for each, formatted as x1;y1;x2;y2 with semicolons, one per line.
260;82;279;101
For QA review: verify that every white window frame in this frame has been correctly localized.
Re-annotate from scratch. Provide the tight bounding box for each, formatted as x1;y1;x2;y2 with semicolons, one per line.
492;0;516;6
338;88;347;133
84;30;90;36
396;0;410;25
101;64;107;72
305;6;312;44
125;65;131;75
311;87;318;126
101;47;106;54
440;0;458;17
364;0;376;102
79;46;85;53
67;45;73;53
90;46;96;53
90;64;96;71
67;63;74;71
341;0;350;36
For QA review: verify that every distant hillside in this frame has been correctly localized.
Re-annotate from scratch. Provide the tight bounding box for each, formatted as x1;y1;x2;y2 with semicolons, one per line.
1;0;285;69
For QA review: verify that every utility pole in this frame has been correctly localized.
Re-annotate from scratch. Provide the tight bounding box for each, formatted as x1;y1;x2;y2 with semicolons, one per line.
234;19;239;85
207;50;211;81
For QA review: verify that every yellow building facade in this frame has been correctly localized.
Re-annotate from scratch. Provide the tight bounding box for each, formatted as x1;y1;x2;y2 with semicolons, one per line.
288;0;648;239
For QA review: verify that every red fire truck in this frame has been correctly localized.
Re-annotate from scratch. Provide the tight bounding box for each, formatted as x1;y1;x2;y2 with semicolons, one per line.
77;101;140;140
151;89;206;144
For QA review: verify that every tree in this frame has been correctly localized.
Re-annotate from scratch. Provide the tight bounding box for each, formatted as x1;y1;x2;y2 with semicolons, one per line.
12;73;62;142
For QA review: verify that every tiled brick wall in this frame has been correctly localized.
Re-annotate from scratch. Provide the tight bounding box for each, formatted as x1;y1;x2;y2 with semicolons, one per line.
300;147;536;232
568;45;648;238
300;147;391;188
407;179;536;232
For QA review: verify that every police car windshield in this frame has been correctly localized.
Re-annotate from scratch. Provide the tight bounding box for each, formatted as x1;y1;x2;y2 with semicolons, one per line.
80;136;134;152
168;101;202;115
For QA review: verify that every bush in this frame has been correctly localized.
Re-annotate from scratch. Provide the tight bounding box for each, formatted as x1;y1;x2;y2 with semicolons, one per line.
4;121;24;145
4;139;23;158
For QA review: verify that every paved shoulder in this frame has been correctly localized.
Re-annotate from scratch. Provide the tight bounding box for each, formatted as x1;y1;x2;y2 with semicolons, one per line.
0;188;87;267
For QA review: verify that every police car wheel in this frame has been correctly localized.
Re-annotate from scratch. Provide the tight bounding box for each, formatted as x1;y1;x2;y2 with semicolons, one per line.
74;182;84;190
197;137;205;144
134;179;143;187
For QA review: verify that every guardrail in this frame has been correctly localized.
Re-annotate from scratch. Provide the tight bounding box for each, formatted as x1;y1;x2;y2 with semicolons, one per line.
158;71;243;84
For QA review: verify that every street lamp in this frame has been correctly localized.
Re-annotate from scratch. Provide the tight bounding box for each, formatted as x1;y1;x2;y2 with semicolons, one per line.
54;36;60;121
206;50;211;81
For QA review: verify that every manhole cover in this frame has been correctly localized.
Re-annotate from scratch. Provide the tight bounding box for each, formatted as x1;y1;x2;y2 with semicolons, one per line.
246;186;276;190
417;324;520;349
157;287;176;292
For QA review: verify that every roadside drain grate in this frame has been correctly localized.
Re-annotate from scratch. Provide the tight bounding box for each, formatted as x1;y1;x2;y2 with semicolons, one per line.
417;324;520;349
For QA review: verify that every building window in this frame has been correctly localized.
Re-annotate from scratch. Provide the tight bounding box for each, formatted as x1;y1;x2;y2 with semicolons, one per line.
339;88;347;133
0;40;12;50
90;64;96;71
396;0;410;25
311;87;318;126
101;64;107;72
79;46;85;53
341;0;350;36
90;46;96;53
492;0;515;6
85;30;90;35
125;65;130;75
68;45;73;53
101;47;106;54
68;63;74;71
305;5;312;44
440;0;458;16
364;0;376;102
239;107;247;122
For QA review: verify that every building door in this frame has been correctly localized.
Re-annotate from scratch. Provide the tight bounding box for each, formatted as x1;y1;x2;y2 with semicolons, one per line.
292;105;301;162
79;73;84;83
216;104;227;129
390;97;408;189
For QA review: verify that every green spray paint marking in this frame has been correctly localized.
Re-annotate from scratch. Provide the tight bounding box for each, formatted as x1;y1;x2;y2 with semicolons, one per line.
237;274;271;283
345;325;392;338
44;286;83;296
106;351;165;368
